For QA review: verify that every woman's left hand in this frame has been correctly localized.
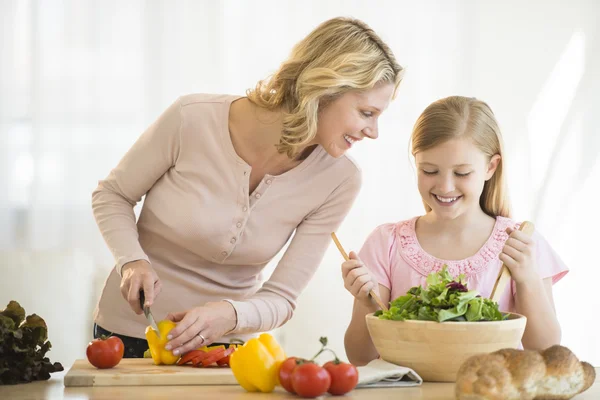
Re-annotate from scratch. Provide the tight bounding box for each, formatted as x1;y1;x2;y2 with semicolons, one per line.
499;227;539;285
164;301;237;356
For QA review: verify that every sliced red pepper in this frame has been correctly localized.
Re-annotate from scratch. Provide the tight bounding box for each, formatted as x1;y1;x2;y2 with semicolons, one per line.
216;347;237;367
189;348;221;367
199;347;235;367
216;356;229;367
199;349;226;367
191;351;211;367
177;350;206;366
179;346;237;368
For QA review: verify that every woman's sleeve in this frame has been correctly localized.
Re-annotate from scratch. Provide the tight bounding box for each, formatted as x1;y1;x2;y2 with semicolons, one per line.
92;98;182;275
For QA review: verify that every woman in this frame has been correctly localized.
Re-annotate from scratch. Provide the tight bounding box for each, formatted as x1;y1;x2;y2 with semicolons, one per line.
92;16;403;358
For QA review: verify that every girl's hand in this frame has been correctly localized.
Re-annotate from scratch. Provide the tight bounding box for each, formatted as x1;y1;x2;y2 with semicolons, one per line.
499;227;540;285
120;260;162;314
341;251;380;308
164;301;237;356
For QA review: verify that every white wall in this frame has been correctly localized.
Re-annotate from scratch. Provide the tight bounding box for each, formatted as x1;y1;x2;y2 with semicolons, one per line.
1;0;598;367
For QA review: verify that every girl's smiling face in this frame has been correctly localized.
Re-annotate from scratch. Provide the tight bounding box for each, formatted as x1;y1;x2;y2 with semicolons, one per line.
415;137;500;220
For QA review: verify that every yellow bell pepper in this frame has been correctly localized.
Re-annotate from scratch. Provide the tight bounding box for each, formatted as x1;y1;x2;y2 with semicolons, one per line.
229;333;286;393
145;320;179;365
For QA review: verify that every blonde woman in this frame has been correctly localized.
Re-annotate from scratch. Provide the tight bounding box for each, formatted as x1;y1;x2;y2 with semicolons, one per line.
342;96;568;365
92;17;403;358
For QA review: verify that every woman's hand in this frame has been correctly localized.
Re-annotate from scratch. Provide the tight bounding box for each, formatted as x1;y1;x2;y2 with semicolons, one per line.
120;260;162;314
499;227;539;285
164;301;237;356
341;251;380;308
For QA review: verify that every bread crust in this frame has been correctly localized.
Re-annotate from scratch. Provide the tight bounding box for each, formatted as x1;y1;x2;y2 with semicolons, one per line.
455;345;596;400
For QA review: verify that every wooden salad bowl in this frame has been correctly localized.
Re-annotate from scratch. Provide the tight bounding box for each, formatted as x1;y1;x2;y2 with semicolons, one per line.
365;312;527;382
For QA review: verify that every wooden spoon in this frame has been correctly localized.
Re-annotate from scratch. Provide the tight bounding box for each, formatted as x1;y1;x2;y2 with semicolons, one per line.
490;221;535;303
330;232;389;311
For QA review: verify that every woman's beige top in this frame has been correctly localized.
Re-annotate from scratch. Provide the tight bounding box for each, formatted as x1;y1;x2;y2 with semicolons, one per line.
92;94;362;340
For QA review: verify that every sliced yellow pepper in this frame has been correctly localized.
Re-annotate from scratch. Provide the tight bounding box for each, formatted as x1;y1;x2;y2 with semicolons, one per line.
145;320;179;365
198;344;226;352
229;333;286;393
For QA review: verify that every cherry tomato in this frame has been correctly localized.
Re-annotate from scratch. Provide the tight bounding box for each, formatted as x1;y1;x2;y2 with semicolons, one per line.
278;357;299;393
323;360;359;395
291;362;331;398
86;336;124;369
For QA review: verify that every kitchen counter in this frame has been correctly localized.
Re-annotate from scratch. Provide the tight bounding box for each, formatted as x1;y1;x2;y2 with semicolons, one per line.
1;368;599;399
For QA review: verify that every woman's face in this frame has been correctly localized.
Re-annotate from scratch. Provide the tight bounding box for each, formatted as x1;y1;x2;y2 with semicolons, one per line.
315;83;395;158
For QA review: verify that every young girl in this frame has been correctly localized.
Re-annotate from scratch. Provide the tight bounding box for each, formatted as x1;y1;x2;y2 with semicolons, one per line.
342;96;569;366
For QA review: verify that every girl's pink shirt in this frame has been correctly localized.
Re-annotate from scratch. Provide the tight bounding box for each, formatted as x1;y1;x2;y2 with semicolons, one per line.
358;216;569;312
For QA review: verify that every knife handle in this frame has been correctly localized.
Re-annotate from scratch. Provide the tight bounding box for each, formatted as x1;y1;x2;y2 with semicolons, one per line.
139;290;146;310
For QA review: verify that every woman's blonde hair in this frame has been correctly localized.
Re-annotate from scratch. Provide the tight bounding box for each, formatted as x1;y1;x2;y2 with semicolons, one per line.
410;96;511;218
247;17;404;158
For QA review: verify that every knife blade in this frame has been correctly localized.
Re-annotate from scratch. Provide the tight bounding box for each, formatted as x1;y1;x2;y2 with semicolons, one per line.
139;290;160;334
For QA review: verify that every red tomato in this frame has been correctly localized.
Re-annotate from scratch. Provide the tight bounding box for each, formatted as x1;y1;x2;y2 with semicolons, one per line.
86;336;124;369
278;357;299;393
323;360;359;395
291;362;331;398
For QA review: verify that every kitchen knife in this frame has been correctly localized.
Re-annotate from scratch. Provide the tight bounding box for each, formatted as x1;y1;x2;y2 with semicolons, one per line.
139;290;160;334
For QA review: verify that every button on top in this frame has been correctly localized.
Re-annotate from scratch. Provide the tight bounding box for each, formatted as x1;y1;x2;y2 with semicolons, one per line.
236;222;242;228
242;206;248;212
265;179;272;185
230;238;236;244
255;193;261;199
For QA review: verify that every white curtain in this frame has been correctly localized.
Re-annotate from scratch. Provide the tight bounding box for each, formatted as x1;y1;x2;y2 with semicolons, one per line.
1;0;598;367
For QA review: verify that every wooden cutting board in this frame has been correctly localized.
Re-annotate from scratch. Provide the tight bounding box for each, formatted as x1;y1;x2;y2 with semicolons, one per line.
64;359;238;387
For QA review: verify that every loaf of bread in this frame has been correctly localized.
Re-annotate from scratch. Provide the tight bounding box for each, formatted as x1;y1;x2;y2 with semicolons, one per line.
455;345;595;400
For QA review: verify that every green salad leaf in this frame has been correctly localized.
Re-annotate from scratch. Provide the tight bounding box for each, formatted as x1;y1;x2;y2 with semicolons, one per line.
375;266;506;322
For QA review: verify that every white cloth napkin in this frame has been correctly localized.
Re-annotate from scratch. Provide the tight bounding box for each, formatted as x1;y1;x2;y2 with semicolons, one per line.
356;358;423;388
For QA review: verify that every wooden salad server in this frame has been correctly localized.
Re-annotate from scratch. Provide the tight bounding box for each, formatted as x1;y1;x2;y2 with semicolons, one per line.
331;232;389;311
490;220;535;303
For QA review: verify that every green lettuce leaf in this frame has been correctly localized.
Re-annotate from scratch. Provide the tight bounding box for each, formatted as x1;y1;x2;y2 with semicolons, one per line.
378;266;507;323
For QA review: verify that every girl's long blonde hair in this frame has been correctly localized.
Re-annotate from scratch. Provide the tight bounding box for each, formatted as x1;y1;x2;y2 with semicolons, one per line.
247;17;404;158
411;96;511;218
